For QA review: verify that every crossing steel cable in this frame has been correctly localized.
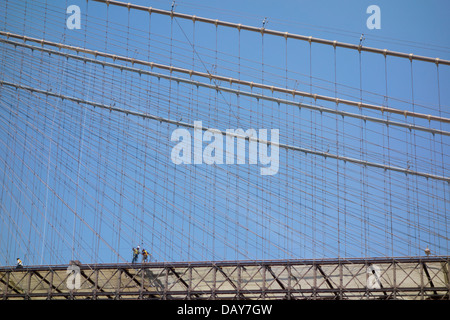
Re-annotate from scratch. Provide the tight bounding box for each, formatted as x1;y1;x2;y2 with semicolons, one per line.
90;0;450;66
1;69;448;258
2;79;448;183
1;0;449;265
2;32;449;126
3;1;448;118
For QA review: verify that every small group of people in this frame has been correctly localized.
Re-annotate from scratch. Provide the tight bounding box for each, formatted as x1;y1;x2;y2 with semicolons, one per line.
131;245;150;263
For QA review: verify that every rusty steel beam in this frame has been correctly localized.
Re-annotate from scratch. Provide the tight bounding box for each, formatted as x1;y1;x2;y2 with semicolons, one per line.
1;256;448;272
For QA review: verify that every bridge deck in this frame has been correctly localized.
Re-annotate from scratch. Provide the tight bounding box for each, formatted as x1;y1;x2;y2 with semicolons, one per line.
1;257;448;300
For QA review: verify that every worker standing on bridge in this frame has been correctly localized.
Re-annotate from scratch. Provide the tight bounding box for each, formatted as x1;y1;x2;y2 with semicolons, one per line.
16;258;23;269
142;248;149;263
132;246;140;263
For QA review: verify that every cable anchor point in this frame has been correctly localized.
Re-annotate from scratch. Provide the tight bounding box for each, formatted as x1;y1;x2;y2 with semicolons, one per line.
359;33;365;48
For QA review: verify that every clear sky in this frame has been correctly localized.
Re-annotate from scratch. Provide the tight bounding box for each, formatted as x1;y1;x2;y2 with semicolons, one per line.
0;0;449;266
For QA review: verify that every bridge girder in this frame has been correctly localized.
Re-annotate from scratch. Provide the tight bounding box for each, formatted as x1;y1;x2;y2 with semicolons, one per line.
0;257;448;300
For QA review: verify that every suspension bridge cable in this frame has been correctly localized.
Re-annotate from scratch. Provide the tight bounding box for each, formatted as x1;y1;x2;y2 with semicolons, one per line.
90;0;450;66
1;32;449;125
2;80;449;184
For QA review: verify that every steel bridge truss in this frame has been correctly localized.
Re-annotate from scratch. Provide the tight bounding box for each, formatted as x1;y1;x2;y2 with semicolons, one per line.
0;257;448;300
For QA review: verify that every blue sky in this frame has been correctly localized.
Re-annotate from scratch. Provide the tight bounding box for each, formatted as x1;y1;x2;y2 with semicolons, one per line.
0;0;449;266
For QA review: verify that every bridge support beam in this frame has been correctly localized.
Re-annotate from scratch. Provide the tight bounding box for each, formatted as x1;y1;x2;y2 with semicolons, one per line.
0;257;448;300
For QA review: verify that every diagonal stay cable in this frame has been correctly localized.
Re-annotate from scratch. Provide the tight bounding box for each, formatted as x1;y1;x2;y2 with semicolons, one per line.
91;0;450;66
172;15;241;124
1;80;449;182
1;32;449;125
1;37;449;138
